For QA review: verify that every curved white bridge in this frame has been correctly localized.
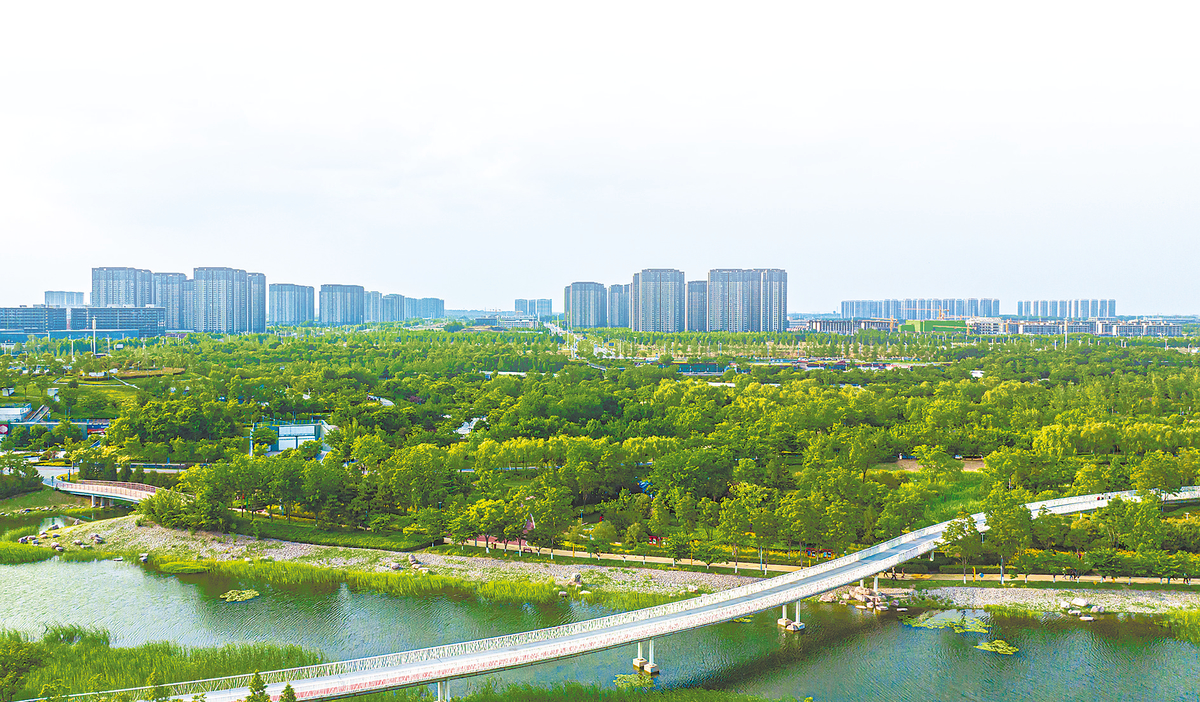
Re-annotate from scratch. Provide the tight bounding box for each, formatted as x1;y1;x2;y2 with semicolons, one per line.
46;486;1200;702
46;478;158;505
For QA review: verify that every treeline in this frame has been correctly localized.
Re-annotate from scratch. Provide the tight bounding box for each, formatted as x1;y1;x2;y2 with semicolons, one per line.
0;454;42;499
29;329;1194;568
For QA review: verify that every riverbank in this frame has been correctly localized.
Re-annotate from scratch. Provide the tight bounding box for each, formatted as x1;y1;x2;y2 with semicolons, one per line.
918;584;1200;614
51;515;758;598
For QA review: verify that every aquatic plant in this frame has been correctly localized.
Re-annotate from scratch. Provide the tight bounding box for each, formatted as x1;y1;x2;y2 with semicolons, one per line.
1163;609;1200;645
900;612;990;634
477;580;561;604
1;525;40;542
158;561;210;574
975;639;1019;654
0;542;56;565
219;589;261;602
982;605;1043;620
1;627;324;700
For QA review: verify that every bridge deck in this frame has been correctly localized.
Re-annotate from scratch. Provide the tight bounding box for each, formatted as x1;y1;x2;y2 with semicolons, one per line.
38;486;1200;702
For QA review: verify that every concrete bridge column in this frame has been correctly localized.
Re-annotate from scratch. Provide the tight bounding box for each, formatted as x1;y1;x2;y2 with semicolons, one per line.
643;639;658;674
90;496;97;508
436;680;449;701
632;641;646;669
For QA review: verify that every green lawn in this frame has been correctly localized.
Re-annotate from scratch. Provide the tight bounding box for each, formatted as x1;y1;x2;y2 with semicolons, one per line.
2;378;137;420
235;514;439;552
0;486;89;512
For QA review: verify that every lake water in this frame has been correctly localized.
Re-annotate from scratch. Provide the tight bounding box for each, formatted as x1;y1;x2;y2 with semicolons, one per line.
0;558;1196;702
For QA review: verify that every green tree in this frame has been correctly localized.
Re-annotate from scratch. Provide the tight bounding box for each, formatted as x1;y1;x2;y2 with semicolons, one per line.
984;487;1033;584
147;669;170;702
245;671;269;702
939;513;982;583
590;521;617;556
279;684;297;702
913;444;964;485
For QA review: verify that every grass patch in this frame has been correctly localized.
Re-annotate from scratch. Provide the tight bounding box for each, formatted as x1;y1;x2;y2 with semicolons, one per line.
1164;609;1200;645
982;604;1044;619
0;487;89;512
912;579;1200;593
186;558;682;609
158;560;210;574
2;525;40;542
6;625;323;700
235;516;437;552
428;542;776;579
0;542;57;564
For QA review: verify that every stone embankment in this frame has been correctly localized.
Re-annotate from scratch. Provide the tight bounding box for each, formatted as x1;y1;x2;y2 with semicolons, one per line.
922;586;1200;614
54;515;760;596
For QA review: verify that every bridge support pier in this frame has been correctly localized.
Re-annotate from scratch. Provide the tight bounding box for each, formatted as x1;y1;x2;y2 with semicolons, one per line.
633;641;646;669
436;680;449;701
640;639;659;674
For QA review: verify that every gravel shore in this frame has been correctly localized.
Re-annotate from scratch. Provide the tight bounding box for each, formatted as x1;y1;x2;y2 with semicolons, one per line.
923;586;1200;614
58;516;760;596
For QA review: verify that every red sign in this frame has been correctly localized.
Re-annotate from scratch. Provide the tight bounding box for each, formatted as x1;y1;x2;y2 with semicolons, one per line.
0;424;8;435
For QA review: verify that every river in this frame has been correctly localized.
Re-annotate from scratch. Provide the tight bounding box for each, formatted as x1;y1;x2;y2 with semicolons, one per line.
1;557;1196;701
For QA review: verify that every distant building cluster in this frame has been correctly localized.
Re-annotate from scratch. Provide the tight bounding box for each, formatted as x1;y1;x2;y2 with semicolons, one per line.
840;298;1002;320
514;299;553;318
0;266;447;340
798;317;1181;337
1016;299;1117;318
565;268;787;333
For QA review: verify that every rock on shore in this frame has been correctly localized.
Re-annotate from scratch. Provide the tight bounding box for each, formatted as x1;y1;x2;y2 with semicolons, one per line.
924;586;1200;614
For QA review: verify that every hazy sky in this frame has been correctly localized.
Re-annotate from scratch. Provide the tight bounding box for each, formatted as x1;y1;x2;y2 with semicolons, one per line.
2;2;1198;314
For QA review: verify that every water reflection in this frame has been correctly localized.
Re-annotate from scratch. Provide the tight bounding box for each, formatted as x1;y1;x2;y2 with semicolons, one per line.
0;560;1196;702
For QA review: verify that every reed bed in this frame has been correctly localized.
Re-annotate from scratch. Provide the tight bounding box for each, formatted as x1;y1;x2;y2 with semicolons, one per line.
0;542;57;565
1164;609;1200;644
982;604;1044;620
6;626;324;700
1;524;40;542
236;518;436;552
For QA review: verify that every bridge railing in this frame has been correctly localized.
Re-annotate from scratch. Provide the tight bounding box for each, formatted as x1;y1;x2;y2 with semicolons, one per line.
50;479;158;502
37;486;1200;702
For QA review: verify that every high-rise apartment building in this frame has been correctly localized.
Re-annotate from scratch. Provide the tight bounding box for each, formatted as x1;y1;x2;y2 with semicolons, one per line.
193;267;252;333
382;294;406;322
706;269;787;332
566;282;607;328
319;284;365;326
686;281;708;331
364;291;383;323
632;269;685;333
91;267;152;307
758;269;788;332
152;273;188;330
181;279;196;331
44;291;86;307
247;273;267;332
515;299;553;318
1017;299;1116;319
607;285;631;329
269;284;315;325
404;297;445;319
842;298;999;321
